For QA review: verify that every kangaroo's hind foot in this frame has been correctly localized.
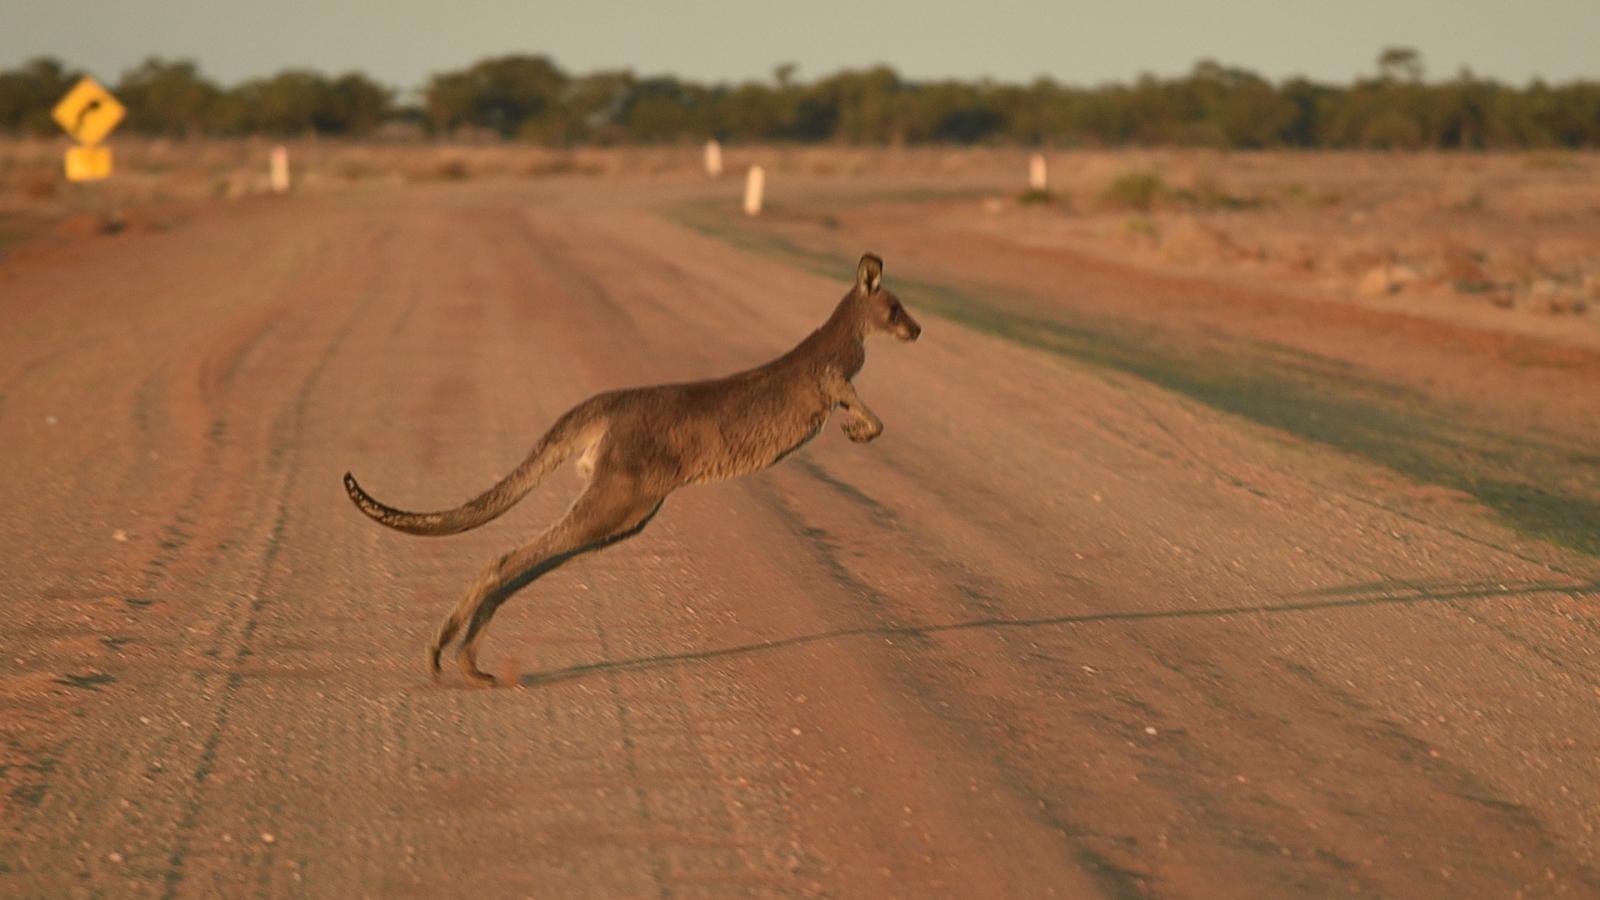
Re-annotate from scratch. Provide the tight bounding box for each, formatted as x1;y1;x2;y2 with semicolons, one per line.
432;469;666;686
457;642;498;687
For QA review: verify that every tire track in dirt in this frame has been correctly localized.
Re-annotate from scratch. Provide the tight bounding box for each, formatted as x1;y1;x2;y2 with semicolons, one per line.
745;473;1149;896
155;231;391;898
0;235;341;874
763;457;1600;895
796;382;1600;884
0;219;391;894
750;470;1210;895
101;243;347;829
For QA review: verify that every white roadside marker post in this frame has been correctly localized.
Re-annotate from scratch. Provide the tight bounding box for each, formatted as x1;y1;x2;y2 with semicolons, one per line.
704;140;723;178
270;145;291;195
743;165;765;217
1028;153;1048;192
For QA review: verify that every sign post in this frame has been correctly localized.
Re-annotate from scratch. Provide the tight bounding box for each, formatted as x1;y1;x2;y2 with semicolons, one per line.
270;145;291;194
704;140;723;178
1028;153;1048;192
52;76;125;182
743;165;765;217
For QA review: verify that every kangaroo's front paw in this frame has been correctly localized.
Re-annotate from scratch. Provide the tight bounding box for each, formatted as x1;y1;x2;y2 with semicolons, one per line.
844;419;882;443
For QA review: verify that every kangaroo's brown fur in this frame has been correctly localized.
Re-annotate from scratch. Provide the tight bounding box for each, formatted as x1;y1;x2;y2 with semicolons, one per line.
344;253;921;685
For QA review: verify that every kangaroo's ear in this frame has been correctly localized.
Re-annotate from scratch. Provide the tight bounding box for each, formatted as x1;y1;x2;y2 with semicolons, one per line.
856;253;884;294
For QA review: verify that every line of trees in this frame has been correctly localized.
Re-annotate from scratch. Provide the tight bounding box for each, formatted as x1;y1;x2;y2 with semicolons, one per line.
2;49;1597;149
0;58;392;137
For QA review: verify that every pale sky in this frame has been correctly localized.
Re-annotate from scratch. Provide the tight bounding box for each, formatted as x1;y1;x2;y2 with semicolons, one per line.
2;0;1594;93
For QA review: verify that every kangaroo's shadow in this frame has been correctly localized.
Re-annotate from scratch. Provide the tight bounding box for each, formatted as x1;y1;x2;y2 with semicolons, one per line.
519;577;1600;688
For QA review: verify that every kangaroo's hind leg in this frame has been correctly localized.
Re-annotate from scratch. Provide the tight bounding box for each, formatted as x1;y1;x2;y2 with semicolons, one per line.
430;470;666;686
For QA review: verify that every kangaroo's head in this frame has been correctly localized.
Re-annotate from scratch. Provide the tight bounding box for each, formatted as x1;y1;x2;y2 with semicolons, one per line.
853;253;921;342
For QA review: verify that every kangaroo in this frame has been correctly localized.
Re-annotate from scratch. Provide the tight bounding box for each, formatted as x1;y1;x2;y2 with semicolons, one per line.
344;253;921;686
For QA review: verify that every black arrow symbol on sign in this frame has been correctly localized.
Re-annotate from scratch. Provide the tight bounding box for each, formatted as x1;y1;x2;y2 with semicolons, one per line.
75;98;103;135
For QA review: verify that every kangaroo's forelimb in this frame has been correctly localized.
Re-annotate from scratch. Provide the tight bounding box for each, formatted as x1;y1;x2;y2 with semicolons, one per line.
833;379;884;443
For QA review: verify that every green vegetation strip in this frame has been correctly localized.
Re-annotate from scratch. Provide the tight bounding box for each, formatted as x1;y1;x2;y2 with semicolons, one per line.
673;199;1600;558
13;50;1599;150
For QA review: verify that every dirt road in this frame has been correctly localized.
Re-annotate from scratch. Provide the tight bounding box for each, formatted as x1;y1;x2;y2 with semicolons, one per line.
3;177;1598;898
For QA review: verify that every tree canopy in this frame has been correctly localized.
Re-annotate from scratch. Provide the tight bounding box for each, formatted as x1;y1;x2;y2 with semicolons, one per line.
2;50;1596;149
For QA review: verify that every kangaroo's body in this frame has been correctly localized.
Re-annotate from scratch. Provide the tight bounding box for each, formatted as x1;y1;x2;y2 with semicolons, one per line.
344;254;921;685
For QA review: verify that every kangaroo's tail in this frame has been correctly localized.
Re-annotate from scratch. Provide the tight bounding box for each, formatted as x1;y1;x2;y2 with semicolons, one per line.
343;405;605;536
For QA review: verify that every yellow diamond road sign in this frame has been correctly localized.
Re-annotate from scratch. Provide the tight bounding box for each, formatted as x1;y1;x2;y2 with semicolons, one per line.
52;76;126;146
